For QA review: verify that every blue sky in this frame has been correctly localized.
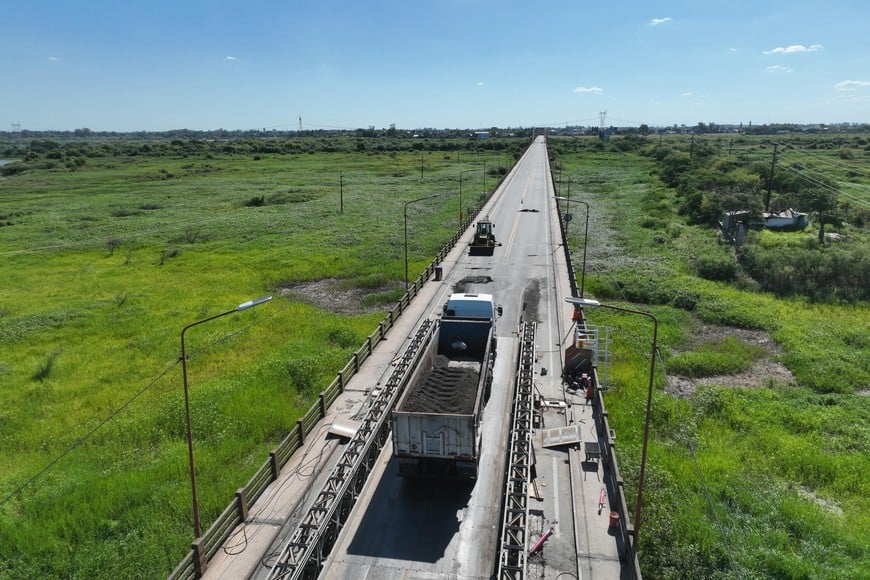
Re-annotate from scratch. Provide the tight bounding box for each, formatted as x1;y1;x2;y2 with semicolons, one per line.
2;0;868;131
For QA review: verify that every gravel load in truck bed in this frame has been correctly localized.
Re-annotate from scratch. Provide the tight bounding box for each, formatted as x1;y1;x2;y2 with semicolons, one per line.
399;355;481;414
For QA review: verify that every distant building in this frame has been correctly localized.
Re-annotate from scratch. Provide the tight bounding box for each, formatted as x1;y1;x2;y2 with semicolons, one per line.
762;208;809;231
474;131;490;140
721;208;809;234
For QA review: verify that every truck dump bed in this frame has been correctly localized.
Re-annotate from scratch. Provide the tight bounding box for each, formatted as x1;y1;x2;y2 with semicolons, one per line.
395;318;490;415
397;355;479;414
392;317;494;479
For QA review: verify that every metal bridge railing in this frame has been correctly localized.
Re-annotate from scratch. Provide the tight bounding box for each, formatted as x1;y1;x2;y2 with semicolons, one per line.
170;162;511;579
265;319;435;579
549;151;641;579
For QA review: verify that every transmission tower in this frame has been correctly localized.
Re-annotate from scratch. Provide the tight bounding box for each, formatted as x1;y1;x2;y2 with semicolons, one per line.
598;110;607;133
11;122;21;132
298;115;302;132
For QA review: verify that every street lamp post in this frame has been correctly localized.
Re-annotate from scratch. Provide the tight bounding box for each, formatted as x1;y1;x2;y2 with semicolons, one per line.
555;195;591;297
458;169;479;229
482;161;486;195
574;199;590;298
564;296;658;545
180;295;272;539
404;194;439;291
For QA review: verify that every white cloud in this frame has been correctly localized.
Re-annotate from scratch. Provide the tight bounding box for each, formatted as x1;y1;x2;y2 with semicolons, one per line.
47;56;60;62
574;86;603;94
766;65;792;73
225;56;239;62
835;80;870;91
476;81;485;87
649;17;671;26
763;44;823;55
681;92;693;97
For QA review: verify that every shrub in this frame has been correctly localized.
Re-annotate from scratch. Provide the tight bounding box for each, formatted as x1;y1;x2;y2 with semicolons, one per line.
695;252;738;282
326;327;359;349
110;209;141;218
32;351;62;381
106;238;122;255
668;337;762;377
738;243;870;302
158;247;181;264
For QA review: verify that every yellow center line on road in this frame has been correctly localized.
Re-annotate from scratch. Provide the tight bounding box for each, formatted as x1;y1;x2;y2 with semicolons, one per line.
503;162;537;261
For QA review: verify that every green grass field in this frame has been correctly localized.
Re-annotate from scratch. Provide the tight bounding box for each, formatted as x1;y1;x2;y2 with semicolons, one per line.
555;135;869;578
0;143;511;577
1;134;868;578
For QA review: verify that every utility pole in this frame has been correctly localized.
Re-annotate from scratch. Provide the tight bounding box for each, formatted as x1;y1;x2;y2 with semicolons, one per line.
765;144;778;212
339;174;344;214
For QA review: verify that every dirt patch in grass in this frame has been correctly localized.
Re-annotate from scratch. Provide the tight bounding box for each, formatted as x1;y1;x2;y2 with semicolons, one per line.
666;323;796;398
276;277;401;315
795;485;843;516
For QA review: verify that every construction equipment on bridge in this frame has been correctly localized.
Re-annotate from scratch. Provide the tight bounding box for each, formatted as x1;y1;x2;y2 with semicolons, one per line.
469;218;497;255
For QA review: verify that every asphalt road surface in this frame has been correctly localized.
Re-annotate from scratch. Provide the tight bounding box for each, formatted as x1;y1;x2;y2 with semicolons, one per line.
205;137;624;580
318;136;591;580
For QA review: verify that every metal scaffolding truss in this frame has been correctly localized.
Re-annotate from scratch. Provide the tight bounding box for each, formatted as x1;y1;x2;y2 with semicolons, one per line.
571;323;612;391
497;321;536;579
266;319;435;580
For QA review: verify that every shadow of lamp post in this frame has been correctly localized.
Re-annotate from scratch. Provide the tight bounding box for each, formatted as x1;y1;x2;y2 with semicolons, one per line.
180;295;272;540
564;296;658;544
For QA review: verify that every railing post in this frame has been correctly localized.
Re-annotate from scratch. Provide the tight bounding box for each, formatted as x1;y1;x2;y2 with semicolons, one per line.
353;352;359;372
297;419;304;444
319;393;326;417
270;450;280;480
235;488;249;521
192;538;207;578
338;370;344;393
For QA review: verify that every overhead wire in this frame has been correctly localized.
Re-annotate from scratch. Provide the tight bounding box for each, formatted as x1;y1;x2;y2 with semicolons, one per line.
223;423;337;558
778;163;870;208
0;294;296;509
776;141;870;179
0;358;179;508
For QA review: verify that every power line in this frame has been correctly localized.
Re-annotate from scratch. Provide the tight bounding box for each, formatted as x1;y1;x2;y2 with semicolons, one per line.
777;141;870;179
0;359;179;508
770;159;870;209
0;297;294;509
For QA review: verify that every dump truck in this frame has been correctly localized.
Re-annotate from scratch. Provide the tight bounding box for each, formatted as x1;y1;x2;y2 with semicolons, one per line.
392;293;499;479
469;218;496;255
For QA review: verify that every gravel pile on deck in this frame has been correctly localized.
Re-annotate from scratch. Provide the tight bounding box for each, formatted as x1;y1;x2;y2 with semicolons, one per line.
400;355;480;414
